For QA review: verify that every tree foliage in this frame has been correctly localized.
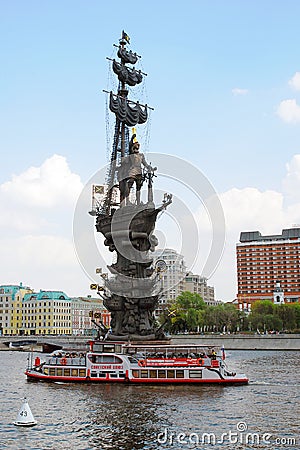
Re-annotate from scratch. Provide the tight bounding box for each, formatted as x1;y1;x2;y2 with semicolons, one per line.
169;292;206;333
248;300;300;332
160;294;300;334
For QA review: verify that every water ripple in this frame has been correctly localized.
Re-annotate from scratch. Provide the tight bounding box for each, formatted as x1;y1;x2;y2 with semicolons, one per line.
0;350;299;449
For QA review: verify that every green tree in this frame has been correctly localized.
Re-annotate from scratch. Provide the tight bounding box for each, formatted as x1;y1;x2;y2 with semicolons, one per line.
203;303;240;332
248;301;300;332
249;300;285;332
274;304;297;331
169;291;207;333
294;304;300;330
251;300;274;316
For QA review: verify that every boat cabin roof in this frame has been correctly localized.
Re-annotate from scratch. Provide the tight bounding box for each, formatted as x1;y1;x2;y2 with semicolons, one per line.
90;341;220;355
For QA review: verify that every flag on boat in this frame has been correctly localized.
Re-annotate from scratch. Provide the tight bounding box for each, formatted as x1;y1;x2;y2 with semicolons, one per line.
221;344;226;360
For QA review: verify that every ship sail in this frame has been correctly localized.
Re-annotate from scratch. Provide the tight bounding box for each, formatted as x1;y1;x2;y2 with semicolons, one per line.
112;60;143;86
96;32;150;214
109;92;148;126
117;47;138;64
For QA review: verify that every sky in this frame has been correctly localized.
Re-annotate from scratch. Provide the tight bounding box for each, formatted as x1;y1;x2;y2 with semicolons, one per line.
2;0;300;301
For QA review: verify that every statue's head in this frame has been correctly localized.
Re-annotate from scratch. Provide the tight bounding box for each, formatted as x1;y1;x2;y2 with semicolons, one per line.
129;141;140;154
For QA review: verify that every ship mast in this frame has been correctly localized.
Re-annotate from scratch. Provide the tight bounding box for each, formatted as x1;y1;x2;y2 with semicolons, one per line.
91;32;172;341
102;31;148;215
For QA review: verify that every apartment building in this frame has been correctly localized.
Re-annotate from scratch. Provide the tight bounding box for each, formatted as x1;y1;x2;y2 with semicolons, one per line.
154;248;187;299
153;249;217;316
71;296;110;335
22;290;72;335
0;283;110;336
236;227;300;305
0;283;33;335
184;272;216;306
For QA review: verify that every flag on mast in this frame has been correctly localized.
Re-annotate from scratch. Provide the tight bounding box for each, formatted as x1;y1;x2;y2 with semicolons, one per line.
122;30;130;44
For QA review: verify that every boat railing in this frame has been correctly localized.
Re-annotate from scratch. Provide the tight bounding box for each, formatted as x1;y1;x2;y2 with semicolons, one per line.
46;356;86;366
137;357;214;368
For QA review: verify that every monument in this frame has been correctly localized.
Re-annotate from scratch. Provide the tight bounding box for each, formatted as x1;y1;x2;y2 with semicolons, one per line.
89;31;172;341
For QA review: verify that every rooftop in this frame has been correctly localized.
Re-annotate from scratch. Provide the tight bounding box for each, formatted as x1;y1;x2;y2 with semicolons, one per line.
239;228;300;243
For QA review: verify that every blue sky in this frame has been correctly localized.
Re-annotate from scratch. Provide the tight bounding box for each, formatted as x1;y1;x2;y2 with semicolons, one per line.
2;1;300;301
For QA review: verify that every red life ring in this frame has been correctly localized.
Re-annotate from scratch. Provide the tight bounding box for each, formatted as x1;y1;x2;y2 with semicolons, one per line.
197;358;204;366
138;359;146;367
60;357;67;365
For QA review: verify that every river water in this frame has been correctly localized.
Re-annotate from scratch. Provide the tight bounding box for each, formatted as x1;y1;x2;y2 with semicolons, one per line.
0;350;299;450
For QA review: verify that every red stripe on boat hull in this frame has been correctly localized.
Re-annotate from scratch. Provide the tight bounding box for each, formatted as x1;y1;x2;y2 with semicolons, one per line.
25;371;248;385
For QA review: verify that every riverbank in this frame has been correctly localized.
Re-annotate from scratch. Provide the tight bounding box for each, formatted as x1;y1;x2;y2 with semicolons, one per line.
1;334;300;351
171;334;300;350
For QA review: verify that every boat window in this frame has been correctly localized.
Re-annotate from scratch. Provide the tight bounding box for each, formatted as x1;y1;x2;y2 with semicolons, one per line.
149;370;157;378
128;356;139;363
92;343;104;352
49;368;55;376
79;369;86;377
91;371;97;377
98;372;107;378
71;369;78;377
56;368;63;376
92;343;118;352
132;370;139;378
104;355;122;363
176;370;184;378
64;369;71;376
119;373;126;378
167;370;175;378
189;370;202;379
88;354;122;364
103;344;116;353
140;370;148;378
158;370;166;378
110;373;118;378
44;368;49;375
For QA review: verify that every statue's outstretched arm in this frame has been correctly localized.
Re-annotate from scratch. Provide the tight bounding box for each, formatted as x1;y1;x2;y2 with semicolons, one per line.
141;154;156;171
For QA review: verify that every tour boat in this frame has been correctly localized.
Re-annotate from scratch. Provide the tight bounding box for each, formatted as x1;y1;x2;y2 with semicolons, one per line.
25;341;248;385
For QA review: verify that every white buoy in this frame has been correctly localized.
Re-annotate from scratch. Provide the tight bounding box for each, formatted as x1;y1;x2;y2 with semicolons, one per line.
14;397;37;427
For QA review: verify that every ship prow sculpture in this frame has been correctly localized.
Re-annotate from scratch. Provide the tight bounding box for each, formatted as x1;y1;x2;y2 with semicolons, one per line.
90;31;172;341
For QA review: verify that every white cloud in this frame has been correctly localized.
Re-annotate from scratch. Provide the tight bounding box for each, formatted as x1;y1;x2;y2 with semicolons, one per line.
1;154;83;209
288;72;300;90
220;187;284;234
276;99;300;123
282;154;300;203
0;155;89;295
0;154;91;296
232;88;248;96
0;234;90;296
0;154;84;233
